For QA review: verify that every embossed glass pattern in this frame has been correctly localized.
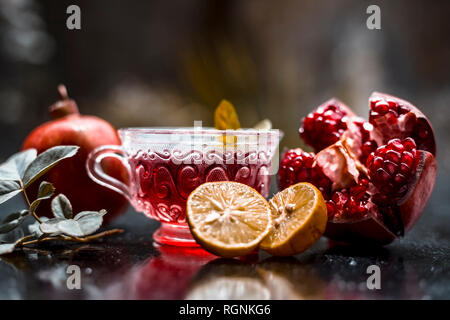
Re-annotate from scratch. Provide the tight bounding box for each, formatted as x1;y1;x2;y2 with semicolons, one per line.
87;127;282;246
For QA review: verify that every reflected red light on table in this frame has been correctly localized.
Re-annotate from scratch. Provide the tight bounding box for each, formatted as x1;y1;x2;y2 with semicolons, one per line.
112;245;215;299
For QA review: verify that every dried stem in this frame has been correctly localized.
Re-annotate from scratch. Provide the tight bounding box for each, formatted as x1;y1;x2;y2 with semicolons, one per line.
20;229;124;247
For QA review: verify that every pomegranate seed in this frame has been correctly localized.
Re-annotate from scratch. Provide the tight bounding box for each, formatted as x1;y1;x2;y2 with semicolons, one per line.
401;151;414;167
376;168;391;183
296;168;309;181
372;156;384;171
300;102;348;152
386;99;397;108
385;150;401;163
278;148;332;197
374;101;389;114
366;153;375;167
399;163;411;175
386;111;398;125
327;179;371;219
394;173;406;185
376;146;388;156
403;137;416;151
367;138;419;200
370;97;381;108
397;104;409;114
388;138;405;153
350;185;366;200
356;203;366;214
360;178;369;186
326;202;336;217
384;160;398;175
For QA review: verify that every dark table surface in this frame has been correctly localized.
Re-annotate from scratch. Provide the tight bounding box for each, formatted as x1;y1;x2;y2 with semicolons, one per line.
1;182;449;300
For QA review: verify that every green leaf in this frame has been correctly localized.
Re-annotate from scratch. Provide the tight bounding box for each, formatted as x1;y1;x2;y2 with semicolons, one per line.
0;149;37;181
28;217;48;237
57;219;84;237
39;210;104;238
11;149;38;179
57;211;103;237
0;243;17;255
37;181;55;199
74;211;103;235
0;229;26;255
0;161;19;181
0;181;22;205
39;218;65;235
22;146;79;188
30;181;55;212
51;194;72;219
0;210;29;234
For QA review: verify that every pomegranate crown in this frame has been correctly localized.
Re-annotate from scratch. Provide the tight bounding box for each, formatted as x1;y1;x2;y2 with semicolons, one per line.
49;84;79;119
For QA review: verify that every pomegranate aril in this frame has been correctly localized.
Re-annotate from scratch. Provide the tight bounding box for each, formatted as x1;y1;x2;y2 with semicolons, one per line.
362;141;376;155
386;99;397;108
403;137;416;151
303;154;314;167
394;173;406;185
372;193;389;206
399;163;411;175
326;202;336;217
356;203;366;214
297;168;309;181
385;150;401;163
376;168;391;183
278;148;332;197
350;185;366;200
397;104;409;114
332;191;348;207
299;101;349;152
376;146;388;156
372;156;384;170
359;178;369;186
388;138;405;153
386;112;398;125
401;151;414;167
382;183;395;194
370;98;381;108
367;137;420;202
384;160;398;175
374;101;389;114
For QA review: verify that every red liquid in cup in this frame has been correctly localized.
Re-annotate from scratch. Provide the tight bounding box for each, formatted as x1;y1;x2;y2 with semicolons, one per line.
129;151;271;226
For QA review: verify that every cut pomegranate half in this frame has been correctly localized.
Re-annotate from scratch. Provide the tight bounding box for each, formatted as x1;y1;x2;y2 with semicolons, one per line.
280;93;437;245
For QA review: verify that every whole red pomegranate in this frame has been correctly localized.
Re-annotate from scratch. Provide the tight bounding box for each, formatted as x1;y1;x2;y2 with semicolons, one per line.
22;85;128;223
279;93;437;245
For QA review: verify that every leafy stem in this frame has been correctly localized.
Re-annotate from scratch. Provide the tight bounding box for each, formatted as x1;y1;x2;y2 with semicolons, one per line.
22;187;42;224
0;146;124;255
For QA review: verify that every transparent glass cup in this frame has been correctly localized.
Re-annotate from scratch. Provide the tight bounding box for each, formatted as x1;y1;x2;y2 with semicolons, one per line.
86;127;282;246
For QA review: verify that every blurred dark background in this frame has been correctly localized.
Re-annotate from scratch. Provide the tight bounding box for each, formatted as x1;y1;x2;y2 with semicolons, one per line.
0;0;449;222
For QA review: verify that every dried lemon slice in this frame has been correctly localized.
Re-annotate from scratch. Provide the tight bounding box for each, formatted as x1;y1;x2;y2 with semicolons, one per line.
186;182;271;258
260;182;327;256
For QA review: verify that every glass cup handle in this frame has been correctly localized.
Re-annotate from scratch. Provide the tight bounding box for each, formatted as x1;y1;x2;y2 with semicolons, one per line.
86;145;131;201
